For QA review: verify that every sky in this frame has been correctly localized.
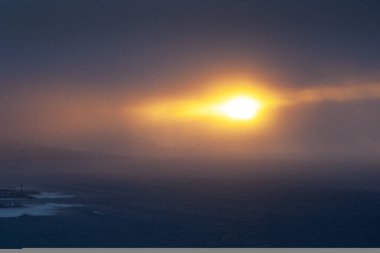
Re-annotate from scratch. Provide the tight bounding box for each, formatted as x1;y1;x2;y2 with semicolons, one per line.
1;0;380;159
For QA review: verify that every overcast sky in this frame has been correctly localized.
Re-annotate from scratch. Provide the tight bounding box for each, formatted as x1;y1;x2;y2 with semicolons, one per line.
1;0;380;159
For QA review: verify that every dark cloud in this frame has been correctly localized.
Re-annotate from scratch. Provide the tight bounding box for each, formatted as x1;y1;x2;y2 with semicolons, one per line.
1;0;380;88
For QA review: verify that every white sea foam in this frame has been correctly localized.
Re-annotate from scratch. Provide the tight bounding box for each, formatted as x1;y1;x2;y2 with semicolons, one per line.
0;203;79;218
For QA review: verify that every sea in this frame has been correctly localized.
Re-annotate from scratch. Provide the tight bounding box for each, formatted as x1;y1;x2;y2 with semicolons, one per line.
0;158;380;248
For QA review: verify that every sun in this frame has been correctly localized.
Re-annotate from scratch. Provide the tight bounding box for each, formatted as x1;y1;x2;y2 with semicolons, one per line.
218;96;261;120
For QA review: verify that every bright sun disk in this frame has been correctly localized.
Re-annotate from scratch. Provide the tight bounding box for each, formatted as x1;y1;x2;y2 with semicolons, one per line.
218;96;261;120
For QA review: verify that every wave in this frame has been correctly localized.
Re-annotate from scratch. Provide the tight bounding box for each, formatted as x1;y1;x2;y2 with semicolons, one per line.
31;192;75;199
0;203;80;218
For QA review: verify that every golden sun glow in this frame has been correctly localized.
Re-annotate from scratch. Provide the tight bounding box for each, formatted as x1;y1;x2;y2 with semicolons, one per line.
129;79;277;129
217;97;261;120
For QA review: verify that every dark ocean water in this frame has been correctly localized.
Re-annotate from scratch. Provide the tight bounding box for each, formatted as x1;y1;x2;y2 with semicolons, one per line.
1;158;380;248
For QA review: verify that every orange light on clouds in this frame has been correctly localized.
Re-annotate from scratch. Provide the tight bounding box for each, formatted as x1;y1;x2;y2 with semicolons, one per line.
128;78;380;131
